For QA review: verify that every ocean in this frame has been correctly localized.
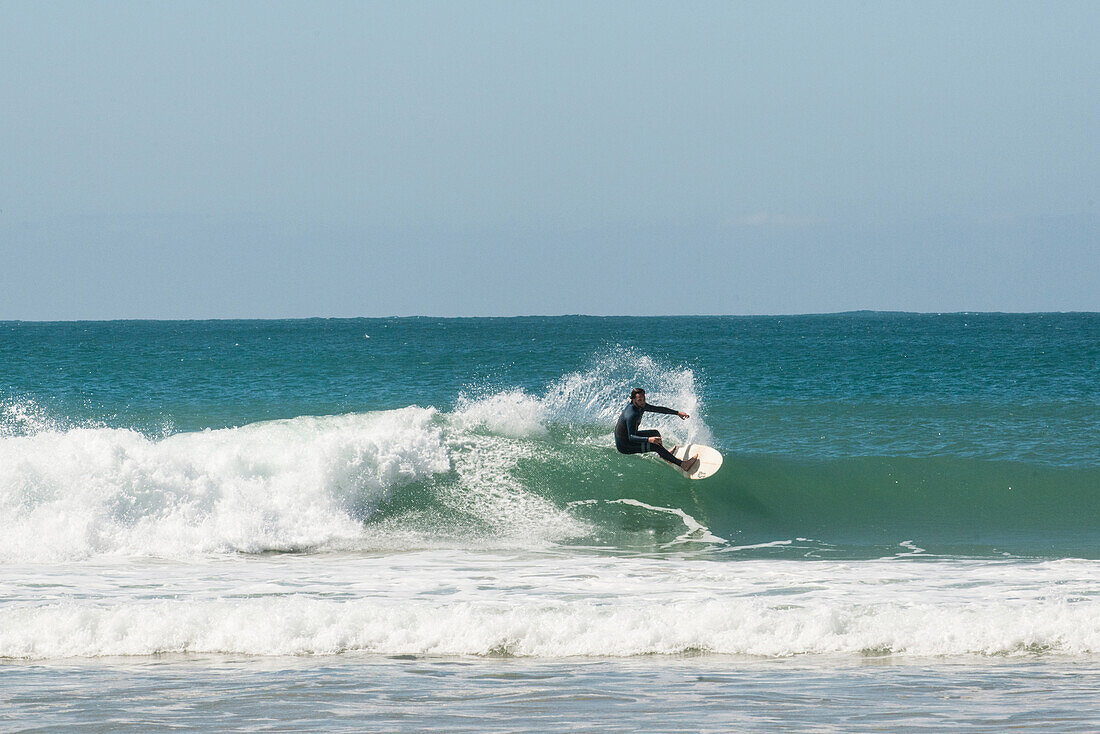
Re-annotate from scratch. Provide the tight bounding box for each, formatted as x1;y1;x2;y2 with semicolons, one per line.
2;314;1098;731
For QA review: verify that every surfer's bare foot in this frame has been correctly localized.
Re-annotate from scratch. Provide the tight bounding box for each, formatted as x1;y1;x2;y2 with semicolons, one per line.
682;455;700;473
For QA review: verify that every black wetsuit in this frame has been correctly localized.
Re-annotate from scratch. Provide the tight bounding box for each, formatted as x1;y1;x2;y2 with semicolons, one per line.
614;402;682;466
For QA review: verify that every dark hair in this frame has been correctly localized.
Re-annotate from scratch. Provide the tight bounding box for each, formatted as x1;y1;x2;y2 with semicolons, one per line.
630;388;645;399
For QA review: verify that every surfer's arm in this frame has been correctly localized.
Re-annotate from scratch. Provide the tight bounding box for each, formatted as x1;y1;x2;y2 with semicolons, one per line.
646;404;690;420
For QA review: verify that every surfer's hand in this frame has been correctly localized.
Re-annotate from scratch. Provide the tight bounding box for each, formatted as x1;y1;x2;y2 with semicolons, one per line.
648;436;662;445
678;412;689;420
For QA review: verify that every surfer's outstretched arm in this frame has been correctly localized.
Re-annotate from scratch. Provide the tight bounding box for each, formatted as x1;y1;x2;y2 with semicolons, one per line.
645;404;690;420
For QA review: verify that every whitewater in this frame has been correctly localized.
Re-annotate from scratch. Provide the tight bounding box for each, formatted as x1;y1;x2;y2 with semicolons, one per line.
2;315;1098;730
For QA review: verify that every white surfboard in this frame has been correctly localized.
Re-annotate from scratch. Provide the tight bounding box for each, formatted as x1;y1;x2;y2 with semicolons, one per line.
665;443;723;480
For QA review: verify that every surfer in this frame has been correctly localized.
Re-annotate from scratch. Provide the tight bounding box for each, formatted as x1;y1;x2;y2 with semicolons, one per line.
615;388;699;473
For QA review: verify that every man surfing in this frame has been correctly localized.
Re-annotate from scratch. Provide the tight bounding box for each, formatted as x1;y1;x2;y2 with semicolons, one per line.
614;388;699;473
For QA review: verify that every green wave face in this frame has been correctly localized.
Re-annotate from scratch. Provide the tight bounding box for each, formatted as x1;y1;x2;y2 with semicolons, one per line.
368;416;1100;561
681;454;1100;558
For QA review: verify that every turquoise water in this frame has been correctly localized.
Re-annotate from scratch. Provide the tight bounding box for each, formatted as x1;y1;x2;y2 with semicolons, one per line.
2;314;1099;729
4;314;1097;557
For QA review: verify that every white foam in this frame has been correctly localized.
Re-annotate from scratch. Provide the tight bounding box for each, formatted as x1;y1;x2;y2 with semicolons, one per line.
3;555;1099;660
439;430;589;543
607;499;728;546
0;403;599;561
0;408;451;562
452;390;548;438
720;539;795;552
897;540;928;557
7;596;1093;659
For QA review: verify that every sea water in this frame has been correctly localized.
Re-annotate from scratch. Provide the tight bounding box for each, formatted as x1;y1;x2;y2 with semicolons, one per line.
1;314;1098;730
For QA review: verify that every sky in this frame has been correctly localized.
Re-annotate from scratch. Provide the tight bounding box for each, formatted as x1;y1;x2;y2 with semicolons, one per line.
1;0;1097;318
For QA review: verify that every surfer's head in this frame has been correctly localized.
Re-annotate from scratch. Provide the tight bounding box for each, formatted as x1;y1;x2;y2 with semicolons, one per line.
630;388;646;407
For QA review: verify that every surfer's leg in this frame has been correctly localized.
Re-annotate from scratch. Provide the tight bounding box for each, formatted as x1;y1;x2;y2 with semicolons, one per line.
652;444;682;466
634;430;682;466
647;440;683;467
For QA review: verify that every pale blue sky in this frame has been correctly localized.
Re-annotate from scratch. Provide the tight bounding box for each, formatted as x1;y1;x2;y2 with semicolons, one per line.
2;1;1097;318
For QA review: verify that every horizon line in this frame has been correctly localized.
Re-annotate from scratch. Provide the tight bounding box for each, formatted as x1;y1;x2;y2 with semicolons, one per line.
3;310;1097;324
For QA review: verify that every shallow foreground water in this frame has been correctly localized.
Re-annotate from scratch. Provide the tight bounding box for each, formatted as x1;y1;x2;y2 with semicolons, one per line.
5;655;1100;732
